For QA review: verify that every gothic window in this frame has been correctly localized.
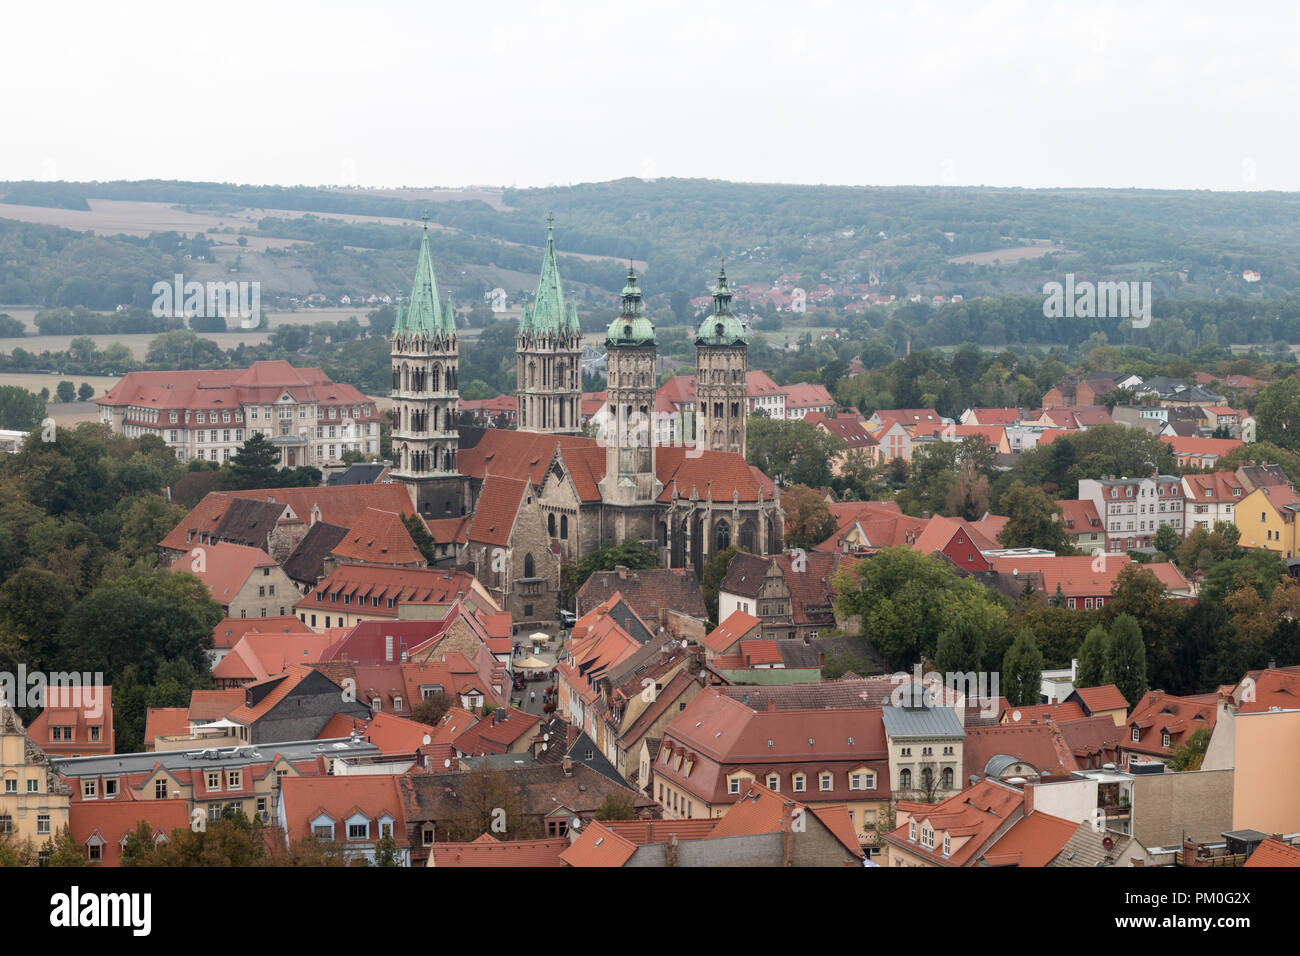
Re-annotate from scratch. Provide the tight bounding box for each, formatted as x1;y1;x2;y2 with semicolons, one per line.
900;769;912;790
922;767;934;790
740;522;755;552
715;520;731;552
524;553;535;578
548;514;556;536
431;365;440;392
942;767;953;789
560;515;568;540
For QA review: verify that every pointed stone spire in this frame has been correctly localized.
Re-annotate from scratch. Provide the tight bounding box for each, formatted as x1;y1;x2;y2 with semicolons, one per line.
526;214;581;336
404;218;454;337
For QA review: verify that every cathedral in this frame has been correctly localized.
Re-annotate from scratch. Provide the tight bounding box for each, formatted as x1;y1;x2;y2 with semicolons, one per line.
390;220;782;596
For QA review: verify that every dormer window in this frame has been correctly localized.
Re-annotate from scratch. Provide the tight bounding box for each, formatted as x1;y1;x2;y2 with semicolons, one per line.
1162;731;1171;748
1131;726;1140;742
909;821;917;842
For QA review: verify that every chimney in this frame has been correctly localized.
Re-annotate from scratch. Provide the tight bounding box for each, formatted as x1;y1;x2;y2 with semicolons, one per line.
562;756;573;776
767;701;777;713
616;565;628;579
1024;782;1035;814
666;832;679;868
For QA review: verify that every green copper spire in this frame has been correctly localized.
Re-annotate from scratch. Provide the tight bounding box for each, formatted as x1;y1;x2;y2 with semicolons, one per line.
400;219;455;337
522;214;582;337
695;262;746;346
607;264;655;347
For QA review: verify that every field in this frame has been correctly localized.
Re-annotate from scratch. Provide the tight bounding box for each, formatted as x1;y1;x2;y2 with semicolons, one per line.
948;244;1070;266
0;371;121;398
0;195;643;268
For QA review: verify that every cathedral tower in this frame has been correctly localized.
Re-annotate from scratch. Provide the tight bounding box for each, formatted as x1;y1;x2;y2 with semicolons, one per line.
391;221;467;516
517;215;583;434
599;266;661;510
694;264;748;456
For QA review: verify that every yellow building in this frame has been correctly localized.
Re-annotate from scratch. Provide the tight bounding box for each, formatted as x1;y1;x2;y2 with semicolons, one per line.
1234;485;1300;557
0;704;71;850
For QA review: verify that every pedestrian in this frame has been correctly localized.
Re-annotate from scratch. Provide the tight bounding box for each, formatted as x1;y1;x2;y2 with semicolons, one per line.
530;690;536;703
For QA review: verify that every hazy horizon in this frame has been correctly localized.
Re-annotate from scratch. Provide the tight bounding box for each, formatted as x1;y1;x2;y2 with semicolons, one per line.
4;0;1297;192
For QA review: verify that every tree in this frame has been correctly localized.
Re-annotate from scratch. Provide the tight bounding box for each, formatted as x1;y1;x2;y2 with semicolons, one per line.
1153;524;1179;555
1001;628;1043;706
1076;625;1111;688
997;480;1075;553
934;614;987;675
403;514;437;565
0;386;45;431
700;546;738;625
561;540;658;605
44;825;89;867
441;767;535;842
120;820;161;866
782;484;835;550
219;433;281;490
1253;378;1300;450
54;568;220;688
1105;564;1184;690
1106;614;1148;708
1167;727;1210;772
411;691;452;726
594;792;637;821
371;834;401;867
745;417;841;487
76;383;94;402
55;381;75;403
834;546;1007;669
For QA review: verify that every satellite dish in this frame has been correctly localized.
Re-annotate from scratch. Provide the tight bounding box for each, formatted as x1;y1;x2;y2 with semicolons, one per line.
422;734;431;745
681;640;689;648
1012;710;1022;722
443;758;451;768
1102;836;1114;850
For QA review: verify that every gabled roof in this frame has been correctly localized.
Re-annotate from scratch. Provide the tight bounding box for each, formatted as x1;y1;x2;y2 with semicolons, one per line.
1243;838;1300;867
713;781;863;858
160;484;416;553
576;567;706;622
282;521;349;585
559;821;640;867
885;778;1024;867
702;610;762;654
330;509;424;565
279;774;410;846
981;810;1079;867
1070;684;1130;714
169;543;277;605
963;722;1080;779
1125;690;1218;753
467;475;529;548
213;631;338;685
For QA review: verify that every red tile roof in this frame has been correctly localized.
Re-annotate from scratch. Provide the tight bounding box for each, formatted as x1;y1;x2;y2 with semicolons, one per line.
1071;684;1130;714
297;565;484;620
702;610;762;654
330;508;424;565
1160;435;1245;459
467;474;529;547
431;834;568;867
27;685;114;756
981;810;1078;867
159;484;416;553
1125;690;1218;755
212;631;337;685
169;542;277;606
68;799;191;866
211;616;313;651
144;707;190;749
559;821;640;867
1001;701;1086;724
1243;838;1300;867
886;779;1024;867
278;774;410;847
713;781;862;858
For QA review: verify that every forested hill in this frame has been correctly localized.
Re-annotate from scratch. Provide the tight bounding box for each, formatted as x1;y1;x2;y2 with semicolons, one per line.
2;178;1300;310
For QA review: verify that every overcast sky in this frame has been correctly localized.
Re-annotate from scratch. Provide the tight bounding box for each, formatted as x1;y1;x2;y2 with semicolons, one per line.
3;0;1296;191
